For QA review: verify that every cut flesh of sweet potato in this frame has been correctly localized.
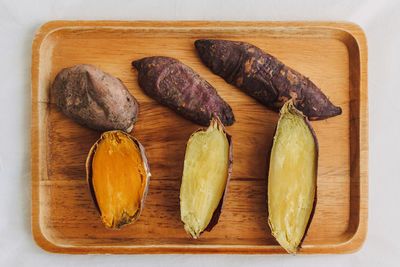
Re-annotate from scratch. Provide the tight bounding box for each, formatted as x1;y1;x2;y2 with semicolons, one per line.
89;131;149;229
180;118;232;238
268;100;318;254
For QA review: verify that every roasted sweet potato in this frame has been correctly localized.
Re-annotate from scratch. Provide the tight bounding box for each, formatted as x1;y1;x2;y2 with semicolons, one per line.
195;39;342;120
132;56;235;126
86;131;151;229
52;64;139;132
180;117;232;238
267;100;318;254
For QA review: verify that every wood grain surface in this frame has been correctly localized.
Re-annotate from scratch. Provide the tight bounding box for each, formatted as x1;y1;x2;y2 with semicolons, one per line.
31;21;368;254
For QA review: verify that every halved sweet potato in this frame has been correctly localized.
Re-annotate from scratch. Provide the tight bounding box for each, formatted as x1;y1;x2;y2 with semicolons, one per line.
180;117;233;238
268;100;318;254
86;131;151;229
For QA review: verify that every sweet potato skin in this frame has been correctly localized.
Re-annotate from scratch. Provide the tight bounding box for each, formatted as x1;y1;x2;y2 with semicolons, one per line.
52;64;139;132
132;56;235;126
195;39;342;120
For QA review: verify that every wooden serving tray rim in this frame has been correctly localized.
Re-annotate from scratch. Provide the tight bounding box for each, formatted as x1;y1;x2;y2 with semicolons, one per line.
31;20;368;254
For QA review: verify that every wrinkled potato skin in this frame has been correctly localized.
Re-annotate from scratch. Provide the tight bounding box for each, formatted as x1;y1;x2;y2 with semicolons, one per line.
195;39;342;120
132;57;235;126
52;64;139;132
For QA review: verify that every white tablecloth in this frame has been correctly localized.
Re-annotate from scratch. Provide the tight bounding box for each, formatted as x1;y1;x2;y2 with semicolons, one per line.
1;0;399;266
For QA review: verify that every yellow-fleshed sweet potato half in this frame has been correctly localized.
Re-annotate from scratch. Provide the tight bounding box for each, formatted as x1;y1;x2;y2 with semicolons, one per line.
268;100;318;254
86;131;151;229
52;64;139;132
180;117;233;238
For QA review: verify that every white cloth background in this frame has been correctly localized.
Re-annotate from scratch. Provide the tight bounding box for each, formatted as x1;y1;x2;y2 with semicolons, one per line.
0;0;399;266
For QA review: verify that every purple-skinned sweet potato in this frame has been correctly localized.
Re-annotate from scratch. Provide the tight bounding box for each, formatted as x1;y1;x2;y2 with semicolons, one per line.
132;56;235;126
52;64;139;132
180;117;233;238
195;39;342;120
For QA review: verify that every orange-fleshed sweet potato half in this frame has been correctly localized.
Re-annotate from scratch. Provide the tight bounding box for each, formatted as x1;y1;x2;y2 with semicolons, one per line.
195;39;342;120
86;131;151;229
180;117;233;238
268;100;318;254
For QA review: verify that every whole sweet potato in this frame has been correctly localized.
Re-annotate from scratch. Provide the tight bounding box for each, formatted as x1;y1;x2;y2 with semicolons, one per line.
195;39;342;120
132;56;235;126
52;64;139;132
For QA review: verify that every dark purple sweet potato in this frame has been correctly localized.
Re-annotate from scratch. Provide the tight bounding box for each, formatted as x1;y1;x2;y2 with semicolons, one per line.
132;56;235;126
52;64;139;132
195;39;342;120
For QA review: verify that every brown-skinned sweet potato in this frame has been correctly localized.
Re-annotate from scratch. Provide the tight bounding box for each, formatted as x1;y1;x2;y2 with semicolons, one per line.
267;100;318;254
52;64;139;132
132;56;235;126
195;39;342;120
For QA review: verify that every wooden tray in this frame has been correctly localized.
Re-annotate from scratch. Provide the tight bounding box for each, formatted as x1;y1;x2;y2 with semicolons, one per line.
31;21;368;254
